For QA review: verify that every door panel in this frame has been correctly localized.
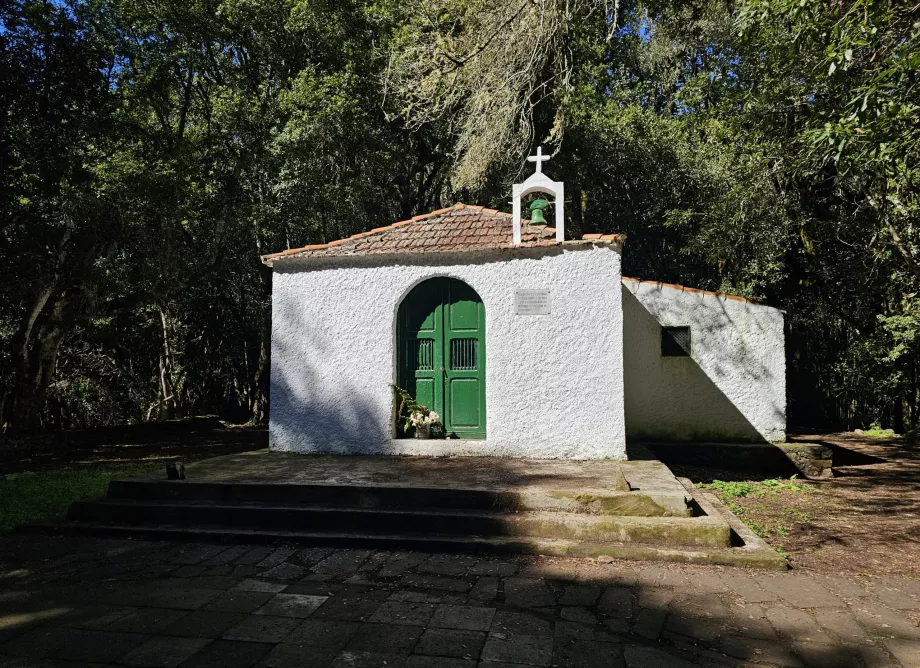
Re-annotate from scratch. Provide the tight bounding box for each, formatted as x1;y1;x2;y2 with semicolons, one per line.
448;378;481;427
397;277;485;439
443;280;486;439
447;281;482;331
398;281;443;420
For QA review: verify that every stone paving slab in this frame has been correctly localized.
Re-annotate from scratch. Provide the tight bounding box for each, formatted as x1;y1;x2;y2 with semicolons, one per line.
1;534;919;667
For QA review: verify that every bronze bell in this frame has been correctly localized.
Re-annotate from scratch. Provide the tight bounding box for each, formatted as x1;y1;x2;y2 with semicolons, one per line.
529;198;549;224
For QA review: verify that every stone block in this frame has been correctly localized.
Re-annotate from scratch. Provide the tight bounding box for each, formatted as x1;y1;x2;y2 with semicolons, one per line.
776;443;833;479
560;607;598;625
553;638;623;667
345;622;424;655
599;587;633;618
490;611;552;636
258;563;305;580
311;550;374;575
757;574;843;608
633;608;666;640
312;596;382;621
884;639;920;667
721;636;804;667
470;559;518;577
117;636;210;668
368;601;437;627
623;645;696;668
233;579;287;594
400;573;472;592
222;614;301;643
557;585;601;606
413;628;485;658
429;604;495;631
284;619;360;649
253;593;327;618
202;590;275;614
180;639;272;667
330;650;407;667
418;555;477;576
481;634;553;666
503;578;555;608
764;606;835;644
258;642;340;667
103;607;187;634
406;656;475;668
469;576;499;602
162;610;243;638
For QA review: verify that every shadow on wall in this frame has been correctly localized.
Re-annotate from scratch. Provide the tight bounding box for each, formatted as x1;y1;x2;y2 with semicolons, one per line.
622;287;779;443
269;304;390;454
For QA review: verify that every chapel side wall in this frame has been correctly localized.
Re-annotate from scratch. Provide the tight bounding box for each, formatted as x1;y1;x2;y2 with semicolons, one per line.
622;280;786;443
269;246;625;459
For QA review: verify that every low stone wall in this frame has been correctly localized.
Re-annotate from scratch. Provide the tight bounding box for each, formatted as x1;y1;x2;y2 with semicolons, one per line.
775;443;833;479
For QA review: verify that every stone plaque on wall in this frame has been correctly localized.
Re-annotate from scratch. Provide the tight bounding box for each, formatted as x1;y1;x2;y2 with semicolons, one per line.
515;289;551;315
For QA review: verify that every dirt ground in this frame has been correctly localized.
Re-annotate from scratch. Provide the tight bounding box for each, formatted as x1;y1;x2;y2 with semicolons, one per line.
0;418;267;476
669;432;920;579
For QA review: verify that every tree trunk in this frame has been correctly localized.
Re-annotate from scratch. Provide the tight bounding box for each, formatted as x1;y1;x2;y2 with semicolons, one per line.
249;264;272;425
893;397;905;435
9;288;76;432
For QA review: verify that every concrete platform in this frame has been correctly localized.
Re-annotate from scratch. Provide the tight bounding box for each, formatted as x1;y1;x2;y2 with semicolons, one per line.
119;450;693;517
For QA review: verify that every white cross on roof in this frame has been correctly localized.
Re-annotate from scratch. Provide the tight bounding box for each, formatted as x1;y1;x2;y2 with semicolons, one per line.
527;146;550;174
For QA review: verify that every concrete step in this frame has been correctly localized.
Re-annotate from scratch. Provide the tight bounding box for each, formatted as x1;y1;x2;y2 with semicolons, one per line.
17;520;786;569
67;498;729;547
106;479;691;517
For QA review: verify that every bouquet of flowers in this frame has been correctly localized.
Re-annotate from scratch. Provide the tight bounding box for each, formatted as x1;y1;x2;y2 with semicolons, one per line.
391;384;444;438
409;410;440;428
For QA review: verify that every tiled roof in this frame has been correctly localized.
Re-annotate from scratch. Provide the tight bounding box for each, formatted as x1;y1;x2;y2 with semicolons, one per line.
262;203;624;266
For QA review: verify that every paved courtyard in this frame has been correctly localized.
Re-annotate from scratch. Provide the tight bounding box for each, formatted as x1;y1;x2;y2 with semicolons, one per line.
0;535;918;667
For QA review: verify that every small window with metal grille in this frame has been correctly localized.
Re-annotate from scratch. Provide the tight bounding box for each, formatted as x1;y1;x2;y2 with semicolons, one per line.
661;326;691;357
410;339;434;371
450;338;478;370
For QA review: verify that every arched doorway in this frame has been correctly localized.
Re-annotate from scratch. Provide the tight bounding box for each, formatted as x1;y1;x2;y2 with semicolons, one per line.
397;277;486;439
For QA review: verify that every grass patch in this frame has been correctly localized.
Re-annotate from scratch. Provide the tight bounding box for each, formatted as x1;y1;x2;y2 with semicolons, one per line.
698;475;807;500
861;429;898;438
698;476;810;553
0;466;157;532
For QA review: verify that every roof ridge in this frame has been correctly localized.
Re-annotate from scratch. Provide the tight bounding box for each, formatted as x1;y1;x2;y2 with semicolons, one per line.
622;276;762;306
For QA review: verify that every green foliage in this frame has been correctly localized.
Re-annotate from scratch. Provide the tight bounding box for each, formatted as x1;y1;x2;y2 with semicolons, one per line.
391;384;443;437
760;476;807;493
391;384;429;435
1;0;918;436
699;475;807;499
0;466;158;531
698;480;758;500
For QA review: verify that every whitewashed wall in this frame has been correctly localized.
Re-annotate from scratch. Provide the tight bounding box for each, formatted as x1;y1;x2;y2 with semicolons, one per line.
622;279;786;443
270;245;626;459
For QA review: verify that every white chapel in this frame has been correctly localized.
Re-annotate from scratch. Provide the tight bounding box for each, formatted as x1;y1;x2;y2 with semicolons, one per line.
262;149;786;460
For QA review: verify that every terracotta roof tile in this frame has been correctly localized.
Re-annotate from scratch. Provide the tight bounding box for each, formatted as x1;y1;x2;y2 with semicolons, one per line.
262;202;624;265
622;276;765;306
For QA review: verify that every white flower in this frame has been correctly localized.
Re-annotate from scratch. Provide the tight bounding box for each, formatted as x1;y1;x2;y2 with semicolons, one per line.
429;411;439;423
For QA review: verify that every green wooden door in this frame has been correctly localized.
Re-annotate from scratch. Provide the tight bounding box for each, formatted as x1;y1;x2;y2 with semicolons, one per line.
398;278;486;439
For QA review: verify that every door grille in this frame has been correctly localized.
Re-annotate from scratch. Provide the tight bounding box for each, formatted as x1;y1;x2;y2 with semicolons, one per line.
410;339;435;370
450;338;478;370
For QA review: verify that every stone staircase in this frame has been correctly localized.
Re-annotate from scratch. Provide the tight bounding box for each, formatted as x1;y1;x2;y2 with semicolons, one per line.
21;451;786;568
